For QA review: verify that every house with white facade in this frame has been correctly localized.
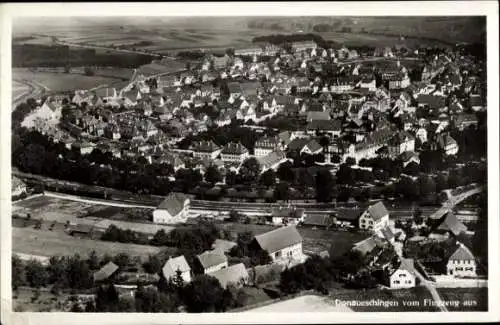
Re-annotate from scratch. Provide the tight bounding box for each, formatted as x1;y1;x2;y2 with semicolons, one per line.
152;192;190;224
387;259;416;289
254;135;281;157
162;255;192;283
253;225;305;265
358;202;390;233
446;243;477;277
220;142;249;163
195;250;228;275
190;140;222;160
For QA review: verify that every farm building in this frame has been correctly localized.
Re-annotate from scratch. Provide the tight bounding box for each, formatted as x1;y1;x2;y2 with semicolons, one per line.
210;263;249;289
152;192;190;224
386;258;416;289
195;250;228;275
269;206;306;226
302;214;335;229
446;243;477;277
432;212;468;237
66;223;94;238
253;225;305;265
358;201;390;232
93;261;119;283
162;255;192;283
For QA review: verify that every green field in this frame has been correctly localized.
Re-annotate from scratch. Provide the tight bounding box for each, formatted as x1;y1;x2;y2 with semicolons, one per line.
13;227;162;260
13;68;125;92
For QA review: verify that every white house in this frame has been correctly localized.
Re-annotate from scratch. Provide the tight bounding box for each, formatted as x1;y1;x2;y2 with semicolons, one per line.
162;255;191;283
270;207;306;226
190;140;222;160
254;225;305;265
254;136;281;157
152;192;190;224
388;259;416;289
446;243;477;277
196;250;228;275
220;142;249;163
358;201;390;233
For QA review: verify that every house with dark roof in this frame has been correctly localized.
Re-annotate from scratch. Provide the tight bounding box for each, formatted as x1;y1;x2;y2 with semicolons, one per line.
446;243;476;277
210;263;249;289
153;192;190;224
220;142;249;163
302;214;335;229
254;135;281;157
453;113;479;131
358;202;390;232
190;140;222;160
306;119;342;137
162;255;191;283
195;250;228;275
432;212;467;237
352;235;386;256
93;261;119;283
253;225;304;264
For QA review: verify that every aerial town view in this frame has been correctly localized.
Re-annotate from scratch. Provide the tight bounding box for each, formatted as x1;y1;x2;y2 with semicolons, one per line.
9;15;488;313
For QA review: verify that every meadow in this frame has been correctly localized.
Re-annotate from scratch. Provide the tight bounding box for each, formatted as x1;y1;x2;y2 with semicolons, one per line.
13;68;127;92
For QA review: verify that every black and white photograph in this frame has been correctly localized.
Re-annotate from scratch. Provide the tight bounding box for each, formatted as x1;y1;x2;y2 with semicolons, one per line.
1;1;499;324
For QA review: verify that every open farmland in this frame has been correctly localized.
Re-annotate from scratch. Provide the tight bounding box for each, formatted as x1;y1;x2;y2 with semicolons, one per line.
13;227;162;260
12;80;32;100
13;68;125;92
13;195;174;235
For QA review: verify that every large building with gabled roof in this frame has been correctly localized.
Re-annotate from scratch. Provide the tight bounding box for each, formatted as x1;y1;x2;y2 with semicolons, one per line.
358;201;390;232
446;243;477;277
253;225;304;264
153;192;190;224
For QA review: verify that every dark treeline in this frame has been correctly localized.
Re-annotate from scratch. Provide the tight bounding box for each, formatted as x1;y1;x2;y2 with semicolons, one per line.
13;44;154;68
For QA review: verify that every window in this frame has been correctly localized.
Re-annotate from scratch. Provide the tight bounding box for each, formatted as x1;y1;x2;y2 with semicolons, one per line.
275;251;281;258
405;280;412;284
399;273;406;278
393;280;400;285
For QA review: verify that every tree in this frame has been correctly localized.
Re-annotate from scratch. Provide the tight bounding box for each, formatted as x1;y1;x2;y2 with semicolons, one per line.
24;259;49;288
88;250;100;270
277;161;295;183
259;169;276;188
113;253;130;268
12;255;26;290
315;170;335;202
273;182;291;201
413;208;424;225
143;254;162;274
239;157;261;183
182;275;225;312
345;157;356;166
205;165;222;185
95;284;120;312
225;170;238;186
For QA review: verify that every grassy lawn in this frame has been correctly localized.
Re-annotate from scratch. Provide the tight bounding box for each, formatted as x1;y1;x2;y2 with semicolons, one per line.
240;287;273;307
13;227;164;261
12;287;71;312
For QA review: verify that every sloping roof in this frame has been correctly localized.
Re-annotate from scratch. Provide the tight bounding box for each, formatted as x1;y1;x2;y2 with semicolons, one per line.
257;150;287;169
197;250;228;270
391;258;416;276
448;243;475;261
156;192;189;217
221;142;249;155
240;82;262;97
334;208;363;221
304;139;323;153
307;111;331;121
212;239;238;254
162;255;191;279
190;140;221;153
93;261;119;282
254;225;303;254
210;263;249;289
287;138;310;151
380;227;395;241
303;214;334;227
366;202;389;221
227;82;242;94
352;236;385;256
436;212;467;236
